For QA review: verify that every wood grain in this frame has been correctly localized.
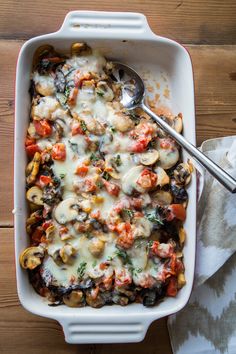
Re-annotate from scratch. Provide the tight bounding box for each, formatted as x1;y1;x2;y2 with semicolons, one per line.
0;0;236;44
0;228;172;354
1;40;235;225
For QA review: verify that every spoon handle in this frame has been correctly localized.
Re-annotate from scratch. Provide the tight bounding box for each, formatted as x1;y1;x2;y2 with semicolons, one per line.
142;103;236;193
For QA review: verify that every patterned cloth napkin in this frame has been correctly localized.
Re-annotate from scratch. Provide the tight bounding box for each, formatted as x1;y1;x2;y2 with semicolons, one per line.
168;136;236;354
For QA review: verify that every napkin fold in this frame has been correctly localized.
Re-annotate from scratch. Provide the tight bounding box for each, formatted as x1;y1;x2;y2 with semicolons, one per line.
168;136;236;354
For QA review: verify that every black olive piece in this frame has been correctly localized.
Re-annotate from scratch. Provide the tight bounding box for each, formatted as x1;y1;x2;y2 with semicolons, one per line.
90;218;102;230
29;80;37;99
171;184;188;202
142;289;157;307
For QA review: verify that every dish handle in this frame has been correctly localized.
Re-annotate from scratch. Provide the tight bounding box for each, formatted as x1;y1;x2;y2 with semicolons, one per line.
58;11;155;39
58;317;150;344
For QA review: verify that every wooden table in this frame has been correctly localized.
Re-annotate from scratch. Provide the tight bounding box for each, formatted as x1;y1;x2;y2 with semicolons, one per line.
0;1;235;353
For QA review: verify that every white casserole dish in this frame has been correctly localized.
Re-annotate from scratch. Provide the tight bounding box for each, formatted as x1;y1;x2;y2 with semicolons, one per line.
14;11;197;344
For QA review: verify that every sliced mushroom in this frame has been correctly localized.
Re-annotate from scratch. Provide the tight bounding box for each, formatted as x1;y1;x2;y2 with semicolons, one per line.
151;190;173;206
178;227;186;245
54;197;80;224
59;243;77;264
26;152;41;185
139;149;159;166
26;210;42;234
173;162;192;185
122;165;145;195
96;81;114;102
111;112;134;132
45;225;56;242
88;238;105;258
177;272;186;288
71;42;92;56
132;217;152;238
26;186;43;207
32;44;55;69
63;290;84;307
85;290;105;308
154;167;170;187
19;246;44;270
173;114;183;133
157;139;179;170
84;117;105;136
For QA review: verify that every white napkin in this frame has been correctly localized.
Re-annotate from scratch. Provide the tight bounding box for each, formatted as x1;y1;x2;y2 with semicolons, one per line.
168;136;236;354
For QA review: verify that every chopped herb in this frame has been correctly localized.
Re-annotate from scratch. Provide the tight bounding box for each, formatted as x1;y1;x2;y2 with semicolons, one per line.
113;154;122;167
122;208;134;219
90;152;100;162
96;89;105;97
77;261;87;279
68;140;79;154
147;240;154;249
107;255;114;261
115;249;132;265
59;173;66;179
134;239;147;249
80;120;87;132
64;86;70;98
146;211;164;225
127;110;140;122
96;180;104;189
102;171;110;181
92;260;97;267
110;126;116;133
85;232;92;239
132;267;143;276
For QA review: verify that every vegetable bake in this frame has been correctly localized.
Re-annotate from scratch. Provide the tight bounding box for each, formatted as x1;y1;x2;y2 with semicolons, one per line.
20;43;192;308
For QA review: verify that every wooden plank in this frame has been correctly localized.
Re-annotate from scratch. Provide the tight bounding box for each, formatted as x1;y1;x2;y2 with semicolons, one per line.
0;41;236;226
0;228;172;354
0;0;236;44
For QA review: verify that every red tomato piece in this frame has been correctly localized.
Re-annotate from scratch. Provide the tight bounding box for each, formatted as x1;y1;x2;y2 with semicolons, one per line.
51;143;66;161
166;277;178;297
103;180;120;197
25;136;36;147
71;122;85;136
34;119;52;137
42;220;53;231
26;144;41;157
39;175;52;187
137;169;157;189
75;165;89;177
167;204;186;221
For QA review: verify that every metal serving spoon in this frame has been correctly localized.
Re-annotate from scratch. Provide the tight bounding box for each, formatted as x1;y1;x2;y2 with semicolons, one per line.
112;62;236;193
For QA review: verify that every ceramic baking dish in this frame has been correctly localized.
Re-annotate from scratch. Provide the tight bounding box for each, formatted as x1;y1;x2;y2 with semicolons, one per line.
14;11;197;344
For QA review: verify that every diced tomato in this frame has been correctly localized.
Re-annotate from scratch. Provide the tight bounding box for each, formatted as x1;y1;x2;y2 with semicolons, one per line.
42;220;53;231
160;139;171;149
150;241;174;258
90;210;101;219
71;122;85;136
100;262;109;270
31;227;44;244
75;165;89;177
59;226;69;235
25;136;36;147
103;180;120;197
166;277;178;297
139;274;157;289
167;204;186;221
51;143;66;161
84;178;97;192
39;175;52;187
67;87;79;106
26;144;41;157
131;136;151;153
116;222;134;249
115;269;132;287
102;275;113;290
137;169;157;189
34;119;52;137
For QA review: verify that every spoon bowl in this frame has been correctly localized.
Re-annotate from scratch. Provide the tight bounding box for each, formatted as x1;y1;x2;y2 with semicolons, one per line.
112;62;236;193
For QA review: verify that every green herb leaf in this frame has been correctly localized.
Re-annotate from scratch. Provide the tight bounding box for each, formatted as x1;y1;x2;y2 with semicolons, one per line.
77;261;87;279
96;180;104;189
122;208;134;219
90;152;100;162
102;171;110;181
80;120;87;132
107;255;114;261
146;211;164;225
59;173;66;179
92;260;97;267
68;140;79;154
114;154;122;167
64;86;70;98
96;89;105;97
115;249;132;265
110;126;116;133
